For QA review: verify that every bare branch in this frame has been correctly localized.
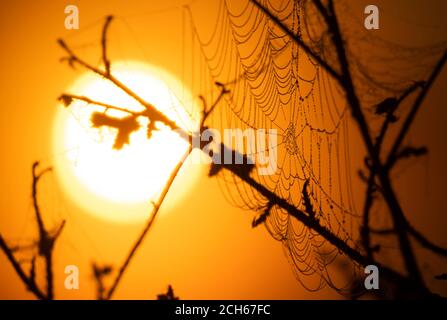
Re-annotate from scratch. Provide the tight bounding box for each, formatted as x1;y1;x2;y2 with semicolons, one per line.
386;51;447;169
56;12;443;298
0;235;47;299
157;285;179;300
58;94;143;116
57;38;181;133
104;146;192;300
199;82;230;131
374;82;425;153
406;222;447;257
102;16;114;76
92;263;113;300
361;173;376;260
0;163;64;300
312;0;428;289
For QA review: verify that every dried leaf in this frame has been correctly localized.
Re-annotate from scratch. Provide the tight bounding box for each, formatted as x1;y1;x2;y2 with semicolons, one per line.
398;146;428;160
434;273;447;280
375;97;398;115
91;112;140;150
59;94;73;108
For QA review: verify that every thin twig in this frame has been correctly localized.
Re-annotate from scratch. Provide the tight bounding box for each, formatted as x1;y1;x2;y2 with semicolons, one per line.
312;0;426;289
59;94;144;116
406;222;447;256
102;16;114;76
31;162;65;299
375;82;425;154
58;38;180;133
0;235;47;299
104;146;192;300
199;82;229;131
386;51;447;169
0;162;64;300
361;173;376;260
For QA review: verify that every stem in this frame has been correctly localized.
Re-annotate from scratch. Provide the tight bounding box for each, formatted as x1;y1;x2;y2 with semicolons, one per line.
386;51;447;169
313;0;425;289
0;235;47;300
105;147;192;300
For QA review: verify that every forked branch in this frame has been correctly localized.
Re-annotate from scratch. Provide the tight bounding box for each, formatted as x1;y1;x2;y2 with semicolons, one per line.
58;13;422;295
0;162;65;299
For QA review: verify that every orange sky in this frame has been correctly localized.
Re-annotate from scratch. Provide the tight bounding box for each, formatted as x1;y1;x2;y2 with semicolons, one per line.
0;0;446;299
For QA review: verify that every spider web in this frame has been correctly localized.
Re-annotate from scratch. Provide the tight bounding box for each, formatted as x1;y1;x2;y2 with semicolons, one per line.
184;0;361;292
53;0;446;294
183;0;447;292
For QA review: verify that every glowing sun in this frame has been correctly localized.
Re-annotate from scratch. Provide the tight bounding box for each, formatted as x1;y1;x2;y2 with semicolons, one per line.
53;61;199;224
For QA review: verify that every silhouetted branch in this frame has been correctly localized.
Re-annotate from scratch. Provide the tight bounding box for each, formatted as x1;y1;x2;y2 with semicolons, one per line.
252;200;275;228
311;0;432;291
0;235;47;299
57;15;430;298
0;162;65;299
58;94;144;116
101;83;229;298
31;162;65;299
58;41;180;134
361;173;376;260
102;16;114;76
56;12;446;298
92;263;113;300
59;30;232;296
386;51;447;169
434;273;447;280
374;82;425;153
103;147;192;300
406;222;447;256
199;81;230;131
362;81;425;260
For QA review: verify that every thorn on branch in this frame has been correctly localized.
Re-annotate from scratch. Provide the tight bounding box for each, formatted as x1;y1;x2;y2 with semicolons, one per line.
252;200;275;228
374;97;398;116
157;285;179;300
302;179;316;218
